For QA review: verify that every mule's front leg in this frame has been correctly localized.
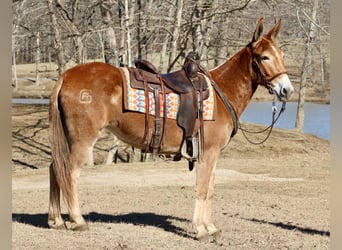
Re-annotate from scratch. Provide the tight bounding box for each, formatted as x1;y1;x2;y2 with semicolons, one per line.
203;184;221;239
193;183;220;241
193;152;220;240
193;198;207;239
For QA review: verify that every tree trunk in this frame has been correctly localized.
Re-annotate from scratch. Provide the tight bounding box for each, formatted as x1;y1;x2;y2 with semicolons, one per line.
159;3;173;72
168;0;183;72
159;36;169;72
136;0;142;60
295;0;319;132
35;31;40;85
12;0;26;87
55;0;84;64
100;0;119;65
48;0;65;75
97;31;106;62
214;17;228;67
12;49;17;89
71;0;84;63
295;42;309;132
317;22;327;96
124;0;132;66
200;0;218;68
192;0;204;54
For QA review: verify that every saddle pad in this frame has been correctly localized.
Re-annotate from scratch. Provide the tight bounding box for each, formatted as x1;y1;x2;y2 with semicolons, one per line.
120;67;215;120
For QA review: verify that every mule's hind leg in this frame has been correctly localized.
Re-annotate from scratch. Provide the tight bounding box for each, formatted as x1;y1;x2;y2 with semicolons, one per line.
48;163;66;229
85;141;97;167
104;135;119;165
65;142;95;231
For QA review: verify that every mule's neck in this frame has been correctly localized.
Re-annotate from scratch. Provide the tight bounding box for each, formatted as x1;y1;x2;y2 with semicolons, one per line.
210;46;258;118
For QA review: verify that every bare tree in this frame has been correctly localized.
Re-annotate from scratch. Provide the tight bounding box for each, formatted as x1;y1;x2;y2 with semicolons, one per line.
168;0;184;72
35;31;40;84
123;0;132;66
135;0;143;60
295;0;319;132
12;1;22;88
158;2;173;72
55;0;85;64
198;0;219;67
47;0;65;75
100;0;119;65
12;0;28;88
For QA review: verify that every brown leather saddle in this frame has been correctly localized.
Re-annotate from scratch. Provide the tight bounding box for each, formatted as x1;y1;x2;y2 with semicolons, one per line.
126;52;210;170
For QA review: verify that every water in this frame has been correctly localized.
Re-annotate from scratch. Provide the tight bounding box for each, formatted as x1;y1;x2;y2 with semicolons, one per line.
12;98;49;104
12;99;330;140
240;102;330;140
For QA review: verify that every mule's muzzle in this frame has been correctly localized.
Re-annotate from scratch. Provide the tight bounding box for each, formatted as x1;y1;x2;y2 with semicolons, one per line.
273;74;294;101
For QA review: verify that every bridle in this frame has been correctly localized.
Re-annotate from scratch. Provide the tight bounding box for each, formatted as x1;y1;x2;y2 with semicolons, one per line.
210;42;288;145
237;43;287;144
248;42;287;97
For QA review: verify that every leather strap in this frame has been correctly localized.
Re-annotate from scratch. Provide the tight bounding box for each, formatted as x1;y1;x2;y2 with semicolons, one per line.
149;77;167;158
151;88;161;157
141;75;150;147
210;80;239;138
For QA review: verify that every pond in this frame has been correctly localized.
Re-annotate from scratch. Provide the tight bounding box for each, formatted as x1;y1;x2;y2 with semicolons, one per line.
241;102;330;140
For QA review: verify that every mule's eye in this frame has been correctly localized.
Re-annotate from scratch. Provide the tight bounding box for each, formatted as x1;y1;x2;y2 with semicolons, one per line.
261;56;270;61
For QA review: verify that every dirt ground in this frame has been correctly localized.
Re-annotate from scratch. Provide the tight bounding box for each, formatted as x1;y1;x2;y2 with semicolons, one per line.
12;97;330;249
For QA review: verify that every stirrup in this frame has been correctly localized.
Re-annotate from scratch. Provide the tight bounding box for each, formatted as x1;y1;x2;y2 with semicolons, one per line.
180;137;198;161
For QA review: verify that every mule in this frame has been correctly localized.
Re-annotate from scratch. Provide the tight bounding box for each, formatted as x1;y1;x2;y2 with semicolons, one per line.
48;18;294;240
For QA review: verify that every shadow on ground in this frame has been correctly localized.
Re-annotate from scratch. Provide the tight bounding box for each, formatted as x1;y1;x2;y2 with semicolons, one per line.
12;212;193;238
13;212;330;239
242;217;330;237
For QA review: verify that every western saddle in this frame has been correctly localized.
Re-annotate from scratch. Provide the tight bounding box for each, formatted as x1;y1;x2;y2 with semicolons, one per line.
127;52;210;170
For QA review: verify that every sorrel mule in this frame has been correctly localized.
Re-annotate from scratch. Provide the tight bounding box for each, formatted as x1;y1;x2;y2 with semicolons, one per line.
48;18;294;240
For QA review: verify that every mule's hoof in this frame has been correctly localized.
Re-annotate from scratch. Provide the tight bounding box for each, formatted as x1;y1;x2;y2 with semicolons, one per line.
209;229;222;243
48;221;67;230
196;229;222;243
69;223;89;231
196;233;210;242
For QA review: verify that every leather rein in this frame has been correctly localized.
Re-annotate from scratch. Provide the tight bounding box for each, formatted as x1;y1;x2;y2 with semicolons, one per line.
209;43;287;144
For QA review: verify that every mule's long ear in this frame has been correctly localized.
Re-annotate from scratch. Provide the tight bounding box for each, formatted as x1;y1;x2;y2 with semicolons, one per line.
267;19;282;40
252;17;264;43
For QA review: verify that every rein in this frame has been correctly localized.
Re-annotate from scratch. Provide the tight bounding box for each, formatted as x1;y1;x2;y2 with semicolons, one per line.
209;80;239;137
238;99;286;145
210;79;286;145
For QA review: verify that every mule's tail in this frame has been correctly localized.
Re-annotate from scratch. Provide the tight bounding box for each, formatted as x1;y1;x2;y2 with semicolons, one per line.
49;76;73;204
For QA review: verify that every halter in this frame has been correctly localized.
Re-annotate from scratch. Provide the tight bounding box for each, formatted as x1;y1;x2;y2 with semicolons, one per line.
248;42;287;97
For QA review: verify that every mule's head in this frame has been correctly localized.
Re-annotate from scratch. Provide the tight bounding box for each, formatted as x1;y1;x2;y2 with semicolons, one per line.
249;17;294;101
